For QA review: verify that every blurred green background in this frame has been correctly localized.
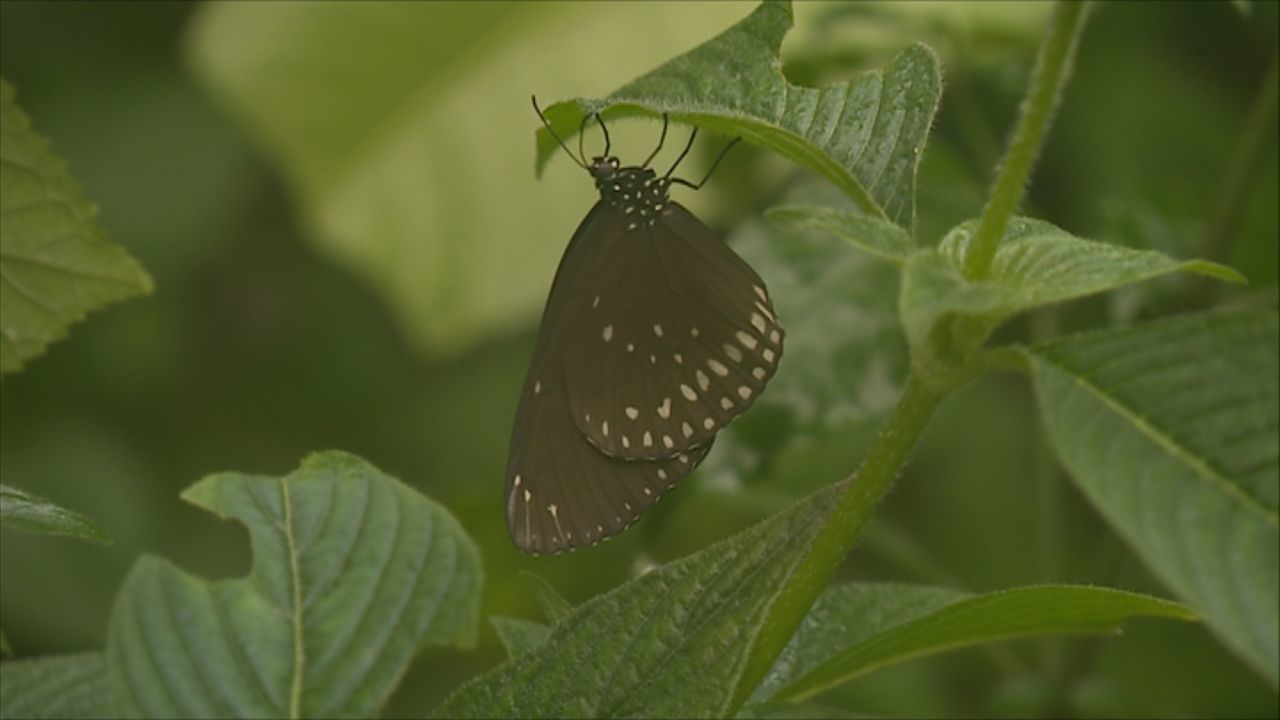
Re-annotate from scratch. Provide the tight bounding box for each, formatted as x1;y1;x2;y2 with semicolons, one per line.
1;1;1276;717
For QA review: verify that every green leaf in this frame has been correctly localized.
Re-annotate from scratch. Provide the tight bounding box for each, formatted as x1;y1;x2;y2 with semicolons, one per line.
735;700;867;719
694;186;907;498
1029;311;1279;686
0;483;110;543
521;571;574;625
105;451;483;719
759;583;1196;703
186;3;752;358
0;653;113;720
490;616;551;661
536;1;942;230
0;78;152;375
766;205;915;264
433;482;845;719
899;216;1243;349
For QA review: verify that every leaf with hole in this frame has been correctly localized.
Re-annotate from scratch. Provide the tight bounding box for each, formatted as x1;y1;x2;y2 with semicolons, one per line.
0;77;152;375
105;451;483;718
1029;311;1279;686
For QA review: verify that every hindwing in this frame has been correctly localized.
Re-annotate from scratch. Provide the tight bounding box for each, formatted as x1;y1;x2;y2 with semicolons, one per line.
562;202;784;460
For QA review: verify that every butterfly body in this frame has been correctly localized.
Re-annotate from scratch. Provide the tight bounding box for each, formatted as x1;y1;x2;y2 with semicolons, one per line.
506;116;783;555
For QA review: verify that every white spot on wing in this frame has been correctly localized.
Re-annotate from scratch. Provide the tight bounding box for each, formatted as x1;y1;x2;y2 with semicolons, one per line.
754;285;768;301
738;385;752;400
653;324;664;337
751;313;767;334
626;406;639;420
662;435;675;449
602;325;613;342
752;367;767;380
708;358;729;377
763;348;776;363
724;344;743;362
680;384;697;401
622;435;630;448
643;431;653;447
658;397;671;418
602;420;610;437
737;331;759;350
534;381;542;395
682;422;693;438
695;369;710;391
703;417;715;430
720;397;734;410
770;329;781;344
593;295;601;308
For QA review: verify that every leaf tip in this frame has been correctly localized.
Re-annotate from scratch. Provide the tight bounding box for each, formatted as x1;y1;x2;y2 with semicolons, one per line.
1183;260;1248;285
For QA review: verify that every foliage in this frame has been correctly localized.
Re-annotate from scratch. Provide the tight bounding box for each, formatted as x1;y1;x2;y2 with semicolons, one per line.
1;1;1275;718
0;79;151;375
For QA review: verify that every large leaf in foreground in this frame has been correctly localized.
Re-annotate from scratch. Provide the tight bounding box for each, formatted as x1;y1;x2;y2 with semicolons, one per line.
899;217;1241;349
536;1;941;229
186;3;748;357
0;653;111;720
434;483;844;719
106;451;483;718
757;583;1196;702
1030;311;1279;685
0;78;152;375
0;483;109;543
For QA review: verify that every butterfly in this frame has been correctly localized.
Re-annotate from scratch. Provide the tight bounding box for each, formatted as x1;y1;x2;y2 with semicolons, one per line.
505;98;784;554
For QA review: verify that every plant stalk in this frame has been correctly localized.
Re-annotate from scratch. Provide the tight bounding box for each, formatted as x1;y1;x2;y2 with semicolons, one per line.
1204;47;1279;266
730;371;948;711
963;1;1091;280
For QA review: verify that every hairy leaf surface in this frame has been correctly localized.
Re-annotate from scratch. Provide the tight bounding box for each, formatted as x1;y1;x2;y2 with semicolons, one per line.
1030;311;1279;685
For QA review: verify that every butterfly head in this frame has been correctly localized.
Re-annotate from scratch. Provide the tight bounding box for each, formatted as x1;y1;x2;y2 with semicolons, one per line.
588;155;620;182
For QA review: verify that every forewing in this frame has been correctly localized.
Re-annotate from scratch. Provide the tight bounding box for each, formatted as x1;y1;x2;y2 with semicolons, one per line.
563;202;784;460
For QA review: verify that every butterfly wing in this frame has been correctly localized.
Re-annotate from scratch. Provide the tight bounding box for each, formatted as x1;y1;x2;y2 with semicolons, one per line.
562;202;784;460
505;202;712;555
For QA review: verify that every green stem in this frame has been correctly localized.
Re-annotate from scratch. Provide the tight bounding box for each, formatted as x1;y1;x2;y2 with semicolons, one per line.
963;1;1091;280
730;371;948;712
1204;47;1279;266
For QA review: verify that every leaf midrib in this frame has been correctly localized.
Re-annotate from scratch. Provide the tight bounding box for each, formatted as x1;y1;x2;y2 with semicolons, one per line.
281;479;305;720
1034;352;1279;527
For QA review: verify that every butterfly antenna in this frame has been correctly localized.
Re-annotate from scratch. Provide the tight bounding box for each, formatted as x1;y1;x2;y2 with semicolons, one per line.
532;95;587;170
596;113;611;158
670;137;741;191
